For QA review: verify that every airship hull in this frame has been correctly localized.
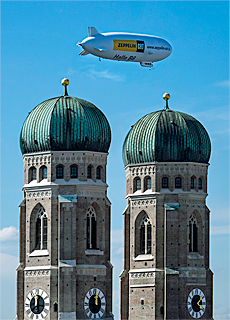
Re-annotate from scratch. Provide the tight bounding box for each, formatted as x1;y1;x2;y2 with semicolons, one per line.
78;28;172;66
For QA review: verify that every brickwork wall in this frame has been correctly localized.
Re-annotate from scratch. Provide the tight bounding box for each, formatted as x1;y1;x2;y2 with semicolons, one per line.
17;150;113;320
120;161;213;320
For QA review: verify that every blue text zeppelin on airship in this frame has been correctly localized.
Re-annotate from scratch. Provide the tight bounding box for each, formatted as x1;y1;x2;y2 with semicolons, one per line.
78;27;172;67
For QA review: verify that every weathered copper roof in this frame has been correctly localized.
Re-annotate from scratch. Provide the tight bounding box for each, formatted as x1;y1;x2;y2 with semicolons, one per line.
122;103;211;166
20;91;111;154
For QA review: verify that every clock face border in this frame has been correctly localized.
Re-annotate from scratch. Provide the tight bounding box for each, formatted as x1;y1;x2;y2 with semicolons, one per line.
187;288;206;319
84;288;106;319
25;288;50;319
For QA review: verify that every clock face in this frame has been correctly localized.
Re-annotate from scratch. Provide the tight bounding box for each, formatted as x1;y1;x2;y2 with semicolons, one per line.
187;288;206;318
25;288;50;319
84;288;106;319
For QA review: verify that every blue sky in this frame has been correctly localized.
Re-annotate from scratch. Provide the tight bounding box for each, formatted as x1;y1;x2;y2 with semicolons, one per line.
1;1;229;319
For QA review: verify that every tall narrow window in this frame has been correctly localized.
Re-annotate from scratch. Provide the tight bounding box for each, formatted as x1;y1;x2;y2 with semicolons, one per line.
175;177;181;188
87;166;92;179
191;177;195;189
96;167;101;179
162;177;168;188
87;207;97;249
35;207;48;250
54;303;58;312
56;166;63;179
32;168;37;180
71;165;78;178
198;178;202;190
134;178;141;191
140;214;152;254
146;177;151;190
42;167;47;179
189;214;198;252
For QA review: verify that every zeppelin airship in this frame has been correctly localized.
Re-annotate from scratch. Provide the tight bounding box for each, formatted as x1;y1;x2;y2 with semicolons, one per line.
78;27;172;67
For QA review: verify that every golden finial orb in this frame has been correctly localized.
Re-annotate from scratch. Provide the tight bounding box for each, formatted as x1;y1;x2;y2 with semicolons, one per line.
163;92;170;101
61;78;70;86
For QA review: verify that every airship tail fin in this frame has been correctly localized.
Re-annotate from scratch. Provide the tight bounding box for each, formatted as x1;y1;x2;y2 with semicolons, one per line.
88;27;100;37
79;50;90;56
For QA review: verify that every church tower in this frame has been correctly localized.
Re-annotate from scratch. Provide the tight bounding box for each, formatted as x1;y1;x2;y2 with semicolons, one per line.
119;93;213;320
16;79;113;320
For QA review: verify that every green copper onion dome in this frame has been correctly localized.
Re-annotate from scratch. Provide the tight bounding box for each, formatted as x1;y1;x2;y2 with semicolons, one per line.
20;79;111;154
122;93;211;166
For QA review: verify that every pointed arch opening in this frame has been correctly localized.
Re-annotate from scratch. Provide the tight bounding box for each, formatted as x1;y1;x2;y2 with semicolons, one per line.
35;207;48;250
144;176;151;191
29;166;37;183
87;165;93;179
162;177;169;188
189;214;198;252
86;206;97;249
135;211;152;256
56;165;64;179
96;166;102;180
140;214;152;254
30;204;48;253
39;165;47;181
133;177;141;192
70;165;78;178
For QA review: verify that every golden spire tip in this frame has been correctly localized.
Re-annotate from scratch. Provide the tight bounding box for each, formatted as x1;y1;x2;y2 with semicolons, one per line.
163;92;170;101
61;78;70;86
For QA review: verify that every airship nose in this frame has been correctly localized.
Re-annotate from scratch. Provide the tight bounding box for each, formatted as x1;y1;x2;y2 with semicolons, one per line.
162;40;172;58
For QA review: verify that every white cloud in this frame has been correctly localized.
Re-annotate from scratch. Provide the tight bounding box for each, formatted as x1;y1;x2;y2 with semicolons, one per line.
214;305;230;319
0;252;18;277
87;69;125;82
211;225;230;235
193;107;229;122
0;226;19;242
111;229;123;243
67;67;75;76
214;80;230;88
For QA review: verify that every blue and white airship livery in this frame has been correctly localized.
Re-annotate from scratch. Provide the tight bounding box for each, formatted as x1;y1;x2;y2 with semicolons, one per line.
78;27;172;67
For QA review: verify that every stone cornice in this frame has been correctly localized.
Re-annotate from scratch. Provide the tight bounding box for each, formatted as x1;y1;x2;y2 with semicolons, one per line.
23;150;108;166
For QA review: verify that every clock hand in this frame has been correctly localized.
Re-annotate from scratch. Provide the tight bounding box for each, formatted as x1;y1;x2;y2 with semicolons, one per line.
197;296;203;310
35;293;38;307
94;290;98;306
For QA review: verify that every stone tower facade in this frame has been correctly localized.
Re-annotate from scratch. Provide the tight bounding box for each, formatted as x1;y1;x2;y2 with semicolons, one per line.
16;79;113;320
119;94;213;320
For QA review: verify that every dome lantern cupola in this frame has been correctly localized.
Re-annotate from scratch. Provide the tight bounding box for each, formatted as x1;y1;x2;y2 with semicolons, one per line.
20;79;111;154
122;93;211;166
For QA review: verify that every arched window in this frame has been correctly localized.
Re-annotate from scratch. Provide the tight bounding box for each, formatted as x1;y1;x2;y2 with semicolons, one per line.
29;167;37;182
175;177;181;188
162;177;168;188
35;207;48;250
189;214;198;252
134;178;141;192
96;167;101;180
191;177;195;189
198;178;202;190
32;168;37;180
144;177;151;191
56;165;63;179
87;166;92;179
140;214;152;254
54;302;58;312
136;178;141;190
71;165;78;178
87;207;96;249
42;167;47;179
